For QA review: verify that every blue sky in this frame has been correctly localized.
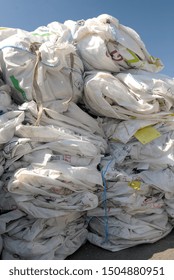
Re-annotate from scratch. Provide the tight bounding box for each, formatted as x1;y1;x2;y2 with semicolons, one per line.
0;0;174;76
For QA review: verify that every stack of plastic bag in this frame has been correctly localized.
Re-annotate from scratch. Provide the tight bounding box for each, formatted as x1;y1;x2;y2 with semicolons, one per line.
87;107;174;250
0;90;107;259
1;13;174;257
87;155;173;251
0;20;108;259
72;15;174;251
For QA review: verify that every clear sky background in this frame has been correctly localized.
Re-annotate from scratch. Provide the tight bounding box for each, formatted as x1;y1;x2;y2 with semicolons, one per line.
0;0;174;77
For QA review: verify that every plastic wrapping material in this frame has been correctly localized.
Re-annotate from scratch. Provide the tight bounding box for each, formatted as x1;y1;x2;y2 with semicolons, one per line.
84;71;174;120
18;99;106;145
139;168;174;193
0;211;87;259
64;14;163;72
101;117;174;144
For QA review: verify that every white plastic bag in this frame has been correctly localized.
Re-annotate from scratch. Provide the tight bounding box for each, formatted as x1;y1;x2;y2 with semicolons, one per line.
0;32;84;104
84;71;174;120
65;14;163;72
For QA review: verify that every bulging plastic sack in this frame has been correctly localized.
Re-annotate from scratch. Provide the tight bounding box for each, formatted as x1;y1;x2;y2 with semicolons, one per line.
0;31;84;104
65;14;163;72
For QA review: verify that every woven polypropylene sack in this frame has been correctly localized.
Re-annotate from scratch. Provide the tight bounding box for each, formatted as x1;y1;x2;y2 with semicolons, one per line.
0;31;84;104
65;14;163;72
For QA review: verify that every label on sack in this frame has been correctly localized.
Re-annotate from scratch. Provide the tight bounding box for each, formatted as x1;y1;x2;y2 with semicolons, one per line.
134;125;161;144
128;180;141;190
